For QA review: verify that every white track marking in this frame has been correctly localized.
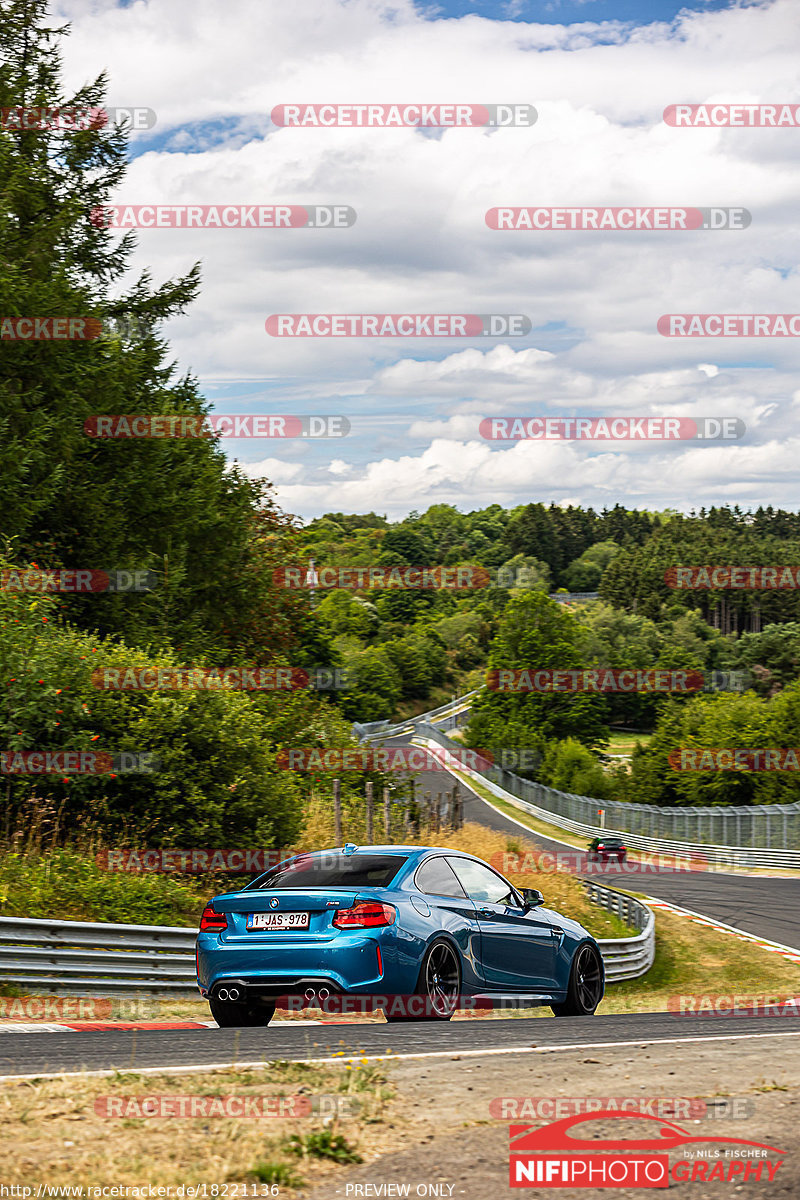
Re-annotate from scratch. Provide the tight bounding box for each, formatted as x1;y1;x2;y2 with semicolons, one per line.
644;896;800;958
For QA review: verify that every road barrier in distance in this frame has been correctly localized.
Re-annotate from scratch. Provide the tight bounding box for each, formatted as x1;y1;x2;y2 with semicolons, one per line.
0;880;652;994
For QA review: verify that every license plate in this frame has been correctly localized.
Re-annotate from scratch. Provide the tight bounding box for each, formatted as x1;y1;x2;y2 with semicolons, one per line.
247;912;310;931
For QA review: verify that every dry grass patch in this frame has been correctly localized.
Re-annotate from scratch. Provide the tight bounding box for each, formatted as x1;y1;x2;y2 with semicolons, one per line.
1;1057;394;1191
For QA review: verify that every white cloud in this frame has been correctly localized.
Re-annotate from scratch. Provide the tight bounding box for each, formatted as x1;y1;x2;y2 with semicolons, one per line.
239;457;304;483
53;0;800;516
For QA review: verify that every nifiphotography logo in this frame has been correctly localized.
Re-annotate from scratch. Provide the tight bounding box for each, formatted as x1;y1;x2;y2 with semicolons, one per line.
508;1111;785;1188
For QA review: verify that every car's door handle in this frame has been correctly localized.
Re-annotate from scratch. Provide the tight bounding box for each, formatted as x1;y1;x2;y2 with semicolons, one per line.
551;926;564;937
476;908;494;918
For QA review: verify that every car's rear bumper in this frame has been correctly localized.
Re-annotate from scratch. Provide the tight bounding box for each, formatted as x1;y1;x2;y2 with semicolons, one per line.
204;975;346;1003
196;928;398;996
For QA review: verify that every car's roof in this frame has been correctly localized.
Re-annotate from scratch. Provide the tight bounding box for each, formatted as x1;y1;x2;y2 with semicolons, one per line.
295;845;481;857
282;845;496;866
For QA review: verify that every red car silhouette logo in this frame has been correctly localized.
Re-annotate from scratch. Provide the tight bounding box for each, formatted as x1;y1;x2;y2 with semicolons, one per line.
510;1110;784;1155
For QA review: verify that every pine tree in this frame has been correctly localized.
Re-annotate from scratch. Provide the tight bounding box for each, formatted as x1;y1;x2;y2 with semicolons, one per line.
0;1;309;661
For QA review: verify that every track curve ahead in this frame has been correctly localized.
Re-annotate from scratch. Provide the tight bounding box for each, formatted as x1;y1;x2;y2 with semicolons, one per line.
394;731;800;950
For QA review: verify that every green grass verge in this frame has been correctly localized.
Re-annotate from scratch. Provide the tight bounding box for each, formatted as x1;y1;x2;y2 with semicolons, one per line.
0;849;209;925
597;900;800;1014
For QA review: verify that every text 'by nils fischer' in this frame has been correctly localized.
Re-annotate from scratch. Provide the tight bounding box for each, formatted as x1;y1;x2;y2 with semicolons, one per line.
84;415;349;438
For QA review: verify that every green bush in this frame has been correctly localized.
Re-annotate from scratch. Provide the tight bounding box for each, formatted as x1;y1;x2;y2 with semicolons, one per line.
0;562;363;846
0;849;208;924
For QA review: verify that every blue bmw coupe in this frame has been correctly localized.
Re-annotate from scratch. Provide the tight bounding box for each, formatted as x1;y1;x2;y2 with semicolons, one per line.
196;843;604;1026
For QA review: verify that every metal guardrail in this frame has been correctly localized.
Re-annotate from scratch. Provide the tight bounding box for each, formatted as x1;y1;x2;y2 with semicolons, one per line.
0;915;197;994
588;884;654;981
353;691;480;743
0;878;653;994
414;717;800;868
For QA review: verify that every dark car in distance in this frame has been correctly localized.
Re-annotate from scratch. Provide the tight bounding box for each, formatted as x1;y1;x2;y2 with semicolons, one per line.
588;836;627;863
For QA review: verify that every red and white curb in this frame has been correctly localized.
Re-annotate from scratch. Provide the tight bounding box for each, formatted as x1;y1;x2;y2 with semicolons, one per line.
0;1018;355;1033
643;896;800;963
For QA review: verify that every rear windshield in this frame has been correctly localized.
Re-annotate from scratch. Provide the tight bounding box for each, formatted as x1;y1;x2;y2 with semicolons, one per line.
254;854;409;890
600;839;624;847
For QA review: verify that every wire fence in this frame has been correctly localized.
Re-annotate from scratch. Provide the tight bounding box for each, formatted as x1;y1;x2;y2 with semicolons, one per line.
415;721;800;863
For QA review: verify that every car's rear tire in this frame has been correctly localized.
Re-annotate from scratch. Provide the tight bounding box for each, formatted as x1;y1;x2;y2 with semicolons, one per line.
551;943;603;1017
384;938;461;1022
208;997;276;1027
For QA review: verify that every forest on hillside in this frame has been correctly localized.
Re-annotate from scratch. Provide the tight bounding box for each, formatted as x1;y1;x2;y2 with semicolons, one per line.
4;7;800;844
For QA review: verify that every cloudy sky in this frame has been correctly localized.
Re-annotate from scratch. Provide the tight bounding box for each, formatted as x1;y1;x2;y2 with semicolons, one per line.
55;0;800;521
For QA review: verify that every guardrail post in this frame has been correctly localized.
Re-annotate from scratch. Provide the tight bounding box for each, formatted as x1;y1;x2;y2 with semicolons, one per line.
581;884;656;984
383;787;391;843
333;777;342;844
365;781;374;843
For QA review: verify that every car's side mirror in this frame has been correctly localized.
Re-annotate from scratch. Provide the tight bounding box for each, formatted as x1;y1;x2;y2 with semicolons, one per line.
521;888;544;910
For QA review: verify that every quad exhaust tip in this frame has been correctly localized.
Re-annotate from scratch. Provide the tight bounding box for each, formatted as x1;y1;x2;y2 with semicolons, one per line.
219;983;330;1003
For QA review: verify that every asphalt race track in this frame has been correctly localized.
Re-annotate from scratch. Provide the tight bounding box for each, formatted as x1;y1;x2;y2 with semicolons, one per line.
400;738;800;951
2;1012;800;1079
3;729;799;1081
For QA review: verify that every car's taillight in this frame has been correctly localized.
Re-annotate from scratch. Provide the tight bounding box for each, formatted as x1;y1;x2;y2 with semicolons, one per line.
332;902;396;928
200;904;227;931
